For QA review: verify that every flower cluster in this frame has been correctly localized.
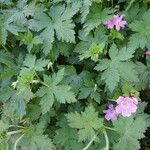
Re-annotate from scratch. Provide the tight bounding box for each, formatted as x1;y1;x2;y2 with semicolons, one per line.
103;96;138;121
104;15;127;31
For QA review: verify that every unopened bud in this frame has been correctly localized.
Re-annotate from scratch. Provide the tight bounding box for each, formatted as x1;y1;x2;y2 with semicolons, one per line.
48;61;53;69
32;80;40;84
11;80;18;89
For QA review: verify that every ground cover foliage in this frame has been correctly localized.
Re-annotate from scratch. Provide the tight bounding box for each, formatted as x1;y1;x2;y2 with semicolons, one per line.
0;0;150;150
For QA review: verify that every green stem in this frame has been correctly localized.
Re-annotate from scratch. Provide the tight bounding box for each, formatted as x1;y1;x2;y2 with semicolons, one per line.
8;125;26;129
82;133;98;150
104;126;117;131
7;130;23;136
17;126;26;129
1;44;10;52
111;0;113;7
108;99;116;102
126;0;135;11
34;71;49;87
40;81;49;87
103;130;109;150
50;65;54;73
14;134;25;150
107;0;110;7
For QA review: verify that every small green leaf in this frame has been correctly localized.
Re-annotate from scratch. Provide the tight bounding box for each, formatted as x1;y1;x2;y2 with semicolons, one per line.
95;45;138;92
66;105;103;141
113;107;149;150
79;43;105;61
36;69;76;114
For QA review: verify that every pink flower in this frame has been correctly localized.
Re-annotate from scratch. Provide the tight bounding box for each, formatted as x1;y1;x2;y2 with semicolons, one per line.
113;15;127;31
103;104;118;121
104;20;114;29
115;96;138;117
104;14;127;31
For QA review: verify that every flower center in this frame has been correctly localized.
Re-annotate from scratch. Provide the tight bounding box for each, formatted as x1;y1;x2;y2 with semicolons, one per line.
122;102;128;106
117;22;121;26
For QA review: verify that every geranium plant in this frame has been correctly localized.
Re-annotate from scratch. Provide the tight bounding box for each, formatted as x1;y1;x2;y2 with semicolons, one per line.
0;0;149;150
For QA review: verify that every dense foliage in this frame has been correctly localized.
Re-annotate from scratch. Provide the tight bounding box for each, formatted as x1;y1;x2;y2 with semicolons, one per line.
0;0;150;149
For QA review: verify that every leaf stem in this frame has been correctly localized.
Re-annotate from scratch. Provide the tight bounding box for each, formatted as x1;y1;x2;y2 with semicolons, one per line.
40;81;49;87
9;125;26;129
111;0;113;7
104;126;117;131
126;0;135;11
82;133;98;150
108;99;116;102
103;130;109;150
14;134;25;150
7;130;23;136
1;44;10;52
34;71;49;87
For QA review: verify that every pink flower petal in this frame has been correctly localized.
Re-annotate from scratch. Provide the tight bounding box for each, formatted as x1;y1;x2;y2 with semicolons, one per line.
115;96;138;117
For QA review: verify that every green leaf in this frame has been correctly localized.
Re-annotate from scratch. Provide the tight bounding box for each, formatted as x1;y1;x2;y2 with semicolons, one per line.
54;126;84;150
79;43;105;61
109;44;119;59
20;122;54;150
0;121;9;132
66;105;103;141
122;83;139;98
52;68;65;85
113;107;149;150
101;65;120;92
37;86;55;114
74;27;108;57
10;92;27;118
0;72;35;118
0;0;36;44
49;41;73;62
134;62;150;90
53;85;76;103
12;69;35;118
17;31;42;52
23;54;36;69
128;9;150;50
1;89;29;119
0;14;25;44
116;47;134;61
21;54;49;74
83;4;114;35
26;104;41;121
0;51;19;80
95;44;138;92
0;0;12;5
118;62;139;82
0;87;14;102
80;0;92;23
36;69;76;114
28;2;80;54
78;79;101;103
110;29;124;40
